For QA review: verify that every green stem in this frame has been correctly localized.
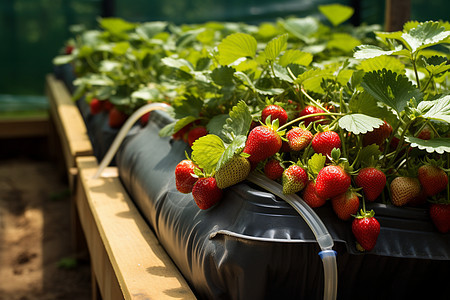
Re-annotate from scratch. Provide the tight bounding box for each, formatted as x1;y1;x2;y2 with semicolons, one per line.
412;54;421;90
386;119;414;168
300;86;330;113
278;112;343;131
421;73;434;93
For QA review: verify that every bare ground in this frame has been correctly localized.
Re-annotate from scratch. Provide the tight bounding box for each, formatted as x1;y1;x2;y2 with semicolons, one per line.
0;138;91;300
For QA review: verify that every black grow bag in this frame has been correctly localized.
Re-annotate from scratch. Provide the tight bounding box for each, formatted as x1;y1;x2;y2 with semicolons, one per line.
115;110;450;300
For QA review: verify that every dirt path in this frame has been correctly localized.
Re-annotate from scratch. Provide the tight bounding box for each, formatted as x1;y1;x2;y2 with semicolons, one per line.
0;157;91;300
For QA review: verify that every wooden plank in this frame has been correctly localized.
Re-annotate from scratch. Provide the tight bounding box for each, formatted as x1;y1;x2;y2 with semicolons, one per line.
0;117;49;138
76;156;196;300
384;0;411;32
45;73;93;170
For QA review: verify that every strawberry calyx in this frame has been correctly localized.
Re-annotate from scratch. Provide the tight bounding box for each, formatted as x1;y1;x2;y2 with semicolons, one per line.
352;208;375;219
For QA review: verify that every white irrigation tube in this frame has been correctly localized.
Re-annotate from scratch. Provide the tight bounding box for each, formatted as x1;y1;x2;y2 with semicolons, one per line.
247;172;338;300
93;103;337;299
92;102;170;179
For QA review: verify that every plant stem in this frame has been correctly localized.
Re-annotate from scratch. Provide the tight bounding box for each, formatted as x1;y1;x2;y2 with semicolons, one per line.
278;112;343;131
412;54;421;90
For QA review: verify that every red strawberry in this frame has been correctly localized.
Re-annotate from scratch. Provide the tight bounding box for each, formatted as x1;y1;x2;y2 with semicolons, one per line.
172;122;194;141
362;120;392;147
311;130;341;158
192;177;223;210
417;165;448;197
429;203;450;233
299;105;327;126
103;100;114;111
390;176;422;206
264;159;284;181
352;209;380;251
89;98;103;115
65;44;74;55
243;125;282;164
261;104;288;126
315;165;351;199
175;160;198;194
331;189;360;221
188;126;208;147
140;111;151;126
286;127;313;151
108;107;128;129
282;165;308;194
302;181;327;208
355;167;386;201
416;124;433;140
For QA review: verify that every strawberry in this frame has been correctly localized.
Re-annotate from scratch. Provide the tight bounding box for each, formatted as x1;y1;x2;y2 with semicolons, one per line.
282;165;308;194
429;203;450;233
243;124;282;164
261;104;288;126
103;100;114;111
172;122;194;141
390;176;422;206
417;165;448;197
188;126;208;147
311;130;341;158
352;209;380;251
362;120;392;147
417;125;433;140
89;98;103;115
264;159;284;181
175;159;198;194
355;167;386;202
331;189;360;221
108;107;128;129
315;165;351;199
302;181;327;208
214;155;251;189
140;111;151;126
299;105;327;126
65;44;74;55
192;177;223;210
286;127;313;151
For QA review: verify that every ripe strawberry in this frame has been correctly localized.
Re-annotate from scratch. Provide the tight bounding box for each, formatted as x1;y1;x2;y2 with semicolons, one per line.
315;165;351;199
140;111;151;126
302;181;327;208
103;100;114;111
331;189;360;221
352;210;380;251
282;165;308;194
188;126;208;147
175;159;198;194
65;44;74;55
192;177;223;210
390;176;422;206
355;167;386;201
264;159;284;181
429;203;450;233
261;104;288;126
108;107;128;129
417;165;448;197
243;125;282;164
417;125;433;140
89;98;103;115
311;131;341;158
299;105;327;126
286;127;313;151
214;155;251;189
362;120;392;147
172;122;194;141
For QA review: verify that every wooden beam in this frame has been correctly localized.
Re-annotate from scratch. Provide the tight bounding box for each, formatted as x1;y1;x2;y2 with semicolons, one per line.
0;117;49;138
385;0;411;32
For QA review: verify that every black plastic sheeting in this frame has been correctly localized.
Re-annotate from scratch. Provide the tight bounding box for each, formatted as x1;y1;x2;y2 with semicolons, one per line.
115;110;450;300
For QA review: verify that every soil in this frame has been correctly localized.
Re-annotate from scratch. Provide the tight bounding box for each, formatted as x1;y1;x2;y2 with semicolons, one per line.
0;138;91;300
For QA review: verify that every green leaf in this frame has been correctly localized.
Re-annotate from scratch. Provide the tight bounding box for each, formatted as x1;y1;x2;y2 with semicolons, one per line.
420;55;450;75
131;87;160;101
319;4;354;27
216;135;247;170
222;101;252;143
402;21;450;54
273;63;294;83
207;114;229;138
338;114;384;135
161;57;194;73
279;49;313;67
112;41;130;55
418;95;450;123
211;66;235;86
159;121;176;137
217;33;257;65
279;17;318;44
174;116;198;133
99;17;135;35
264;34;288;61
172;95;203;119
295;68;335;93
361;69;422;115
307;153;326;177
358;144;382;168
52;55;74;65
191;134;226;174
136;21;167;40
357;55;405;74
353;45;396;60
327;33;361;53
405;136;450;154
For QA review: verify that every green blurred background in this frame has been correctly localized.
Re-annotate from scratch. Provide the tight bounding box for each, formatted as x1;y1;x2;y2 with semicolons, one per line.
0;0;447;98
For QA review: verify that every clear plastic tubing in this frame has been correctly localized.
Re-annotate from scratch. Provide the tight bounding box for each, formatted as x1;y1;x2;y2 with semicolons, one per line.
247;173;338;300
92;102;170;179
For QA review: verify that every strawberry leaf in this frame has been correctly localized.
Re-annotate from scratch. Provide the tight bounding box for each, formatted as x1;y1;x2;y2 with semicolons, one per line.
418;95;450;123
279;49;313;67
217;33;257;65
401;21;450;54
327;33;361;53
216;135;247;171
353;45;396;60
319;4;354;27
264;34;288;62
191;134;226;174
307;153;326;177
357;55;405;74
206;114;229;137
358;145;381;168
279;17;318;44
361;69;422;115
174;116;198;132
211;66;235;86
338;114;384;135
222;100;252;143
161;57;195;73
405;136;450;154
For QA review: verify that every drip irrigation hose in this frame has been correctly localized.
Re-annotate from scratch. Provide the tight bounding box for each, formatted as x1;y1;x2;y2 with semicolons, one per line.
247;173;337;300
93;104;337;299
